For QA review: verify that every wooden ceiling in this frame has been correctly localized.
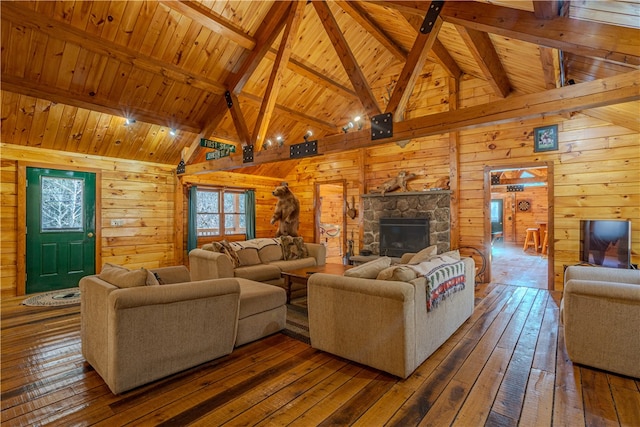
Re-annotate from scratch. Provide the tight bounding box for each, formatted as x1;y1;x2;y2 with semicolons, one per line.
1;1;638;176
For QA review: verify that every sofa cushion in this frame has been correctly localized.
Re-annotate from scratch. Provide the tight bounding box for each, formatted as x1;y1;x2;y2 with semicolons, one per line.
280;236;309;260
259;244;284;263
271;257;317;271
344;256;392;279
408;245;438;264
234;264;282;282
236;248;262;266
99;263;150;288
235;278;286;319
376;266;419;282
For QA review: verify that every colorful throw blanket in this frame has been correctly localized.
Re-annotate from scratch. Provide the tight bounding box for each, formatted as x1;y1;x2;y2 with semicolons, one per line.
408;256;466;312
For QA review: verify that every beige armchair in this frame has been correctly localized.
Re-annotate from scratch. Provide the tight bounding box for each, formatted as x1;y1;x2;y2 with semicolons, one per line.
562;265;640;378
80;266;241;394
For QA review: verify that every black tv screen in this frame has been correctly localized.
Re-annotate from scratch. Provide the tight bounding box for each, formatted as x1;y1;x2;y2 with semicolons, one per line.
580;220;632;269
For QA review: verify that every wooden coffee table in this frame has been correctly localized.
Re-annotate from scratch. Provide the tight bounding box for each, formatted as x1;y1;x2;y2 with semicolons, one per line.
281;263;352;303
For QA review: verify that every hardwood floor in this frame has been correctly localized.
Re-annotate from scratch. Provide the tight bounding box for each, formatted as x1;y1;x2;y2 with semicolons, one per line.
2;282;639;426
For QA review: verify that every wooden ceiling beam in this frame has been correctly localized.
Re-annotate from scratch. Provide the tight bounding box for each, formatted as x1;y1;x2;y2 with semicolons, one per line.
386;8;443;120
1;75;202;133
402;12;462;79
441;1;640;66
533;1;561;19
266;50;359;99
431;39;463;79
183;70;639;174
0;2;226;96
539;47;559;89
379;1;639;66
191;1;292;161
456;26;511;98
226;91;251;146
252;1;306;149
227;1;292;94
313;0;382;118
240;93;339;134
158;0;256;50
334;0;407;63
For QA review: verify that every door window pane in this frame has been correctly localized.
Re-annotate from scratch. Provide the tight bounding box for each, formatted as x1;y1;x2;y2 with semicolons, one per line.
41;177;84;231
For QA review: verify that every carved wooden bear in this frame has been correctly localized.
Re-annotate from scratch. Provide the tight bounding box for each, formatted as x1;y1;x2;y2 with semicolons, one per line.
270;183;300;237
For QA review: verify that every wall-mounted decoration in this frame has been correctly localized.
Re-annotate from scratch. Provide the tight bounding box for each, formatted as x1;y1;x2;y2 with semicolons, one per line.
518;200;531;212
507;185;524;192
533;124;558;152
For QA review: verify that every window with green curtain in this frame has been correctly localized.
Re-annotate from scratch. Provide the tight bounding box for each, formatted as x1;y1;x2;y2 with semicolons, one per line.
245;189;256;240
194;187;250;237
188;186;198;251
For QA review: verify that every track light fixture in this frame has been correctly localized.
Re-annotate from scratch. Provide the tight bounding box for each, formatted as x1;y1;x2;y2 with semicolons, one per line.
169;128;177;136
125;118;136;125
303;130;313;141
342;116;363;133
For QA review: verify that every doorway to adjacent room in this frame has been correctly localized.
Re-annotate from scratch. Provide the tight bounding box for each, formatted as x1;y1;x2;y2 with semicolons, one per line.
486;164;553;290
314;181;346;264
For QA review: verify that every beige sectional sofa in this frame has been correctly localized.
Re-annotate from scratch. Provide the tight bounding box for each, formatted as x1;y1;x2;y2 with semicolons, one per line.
189;237;326;287
80;264;286;394
307;253;475;378
562;265;640;378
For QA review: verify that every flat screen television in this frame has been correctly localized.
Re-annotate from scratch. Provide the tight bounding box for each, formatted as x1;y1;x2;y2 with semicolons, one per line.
580;220;632;269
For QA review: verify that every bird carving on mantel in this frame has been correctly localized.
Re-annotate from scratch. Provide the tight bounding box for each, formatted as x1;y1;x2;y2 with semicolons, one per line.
370;171;417;196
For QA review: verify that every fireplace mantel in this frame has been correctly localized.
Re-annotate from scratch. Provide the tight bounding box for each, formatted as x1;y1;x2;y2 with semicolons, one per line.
361;191;451;255
362;190;451;198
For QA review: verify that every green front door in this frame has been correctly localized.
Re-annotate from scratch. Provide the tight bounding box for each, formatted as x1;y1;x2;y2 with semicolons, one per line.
26;168;96;293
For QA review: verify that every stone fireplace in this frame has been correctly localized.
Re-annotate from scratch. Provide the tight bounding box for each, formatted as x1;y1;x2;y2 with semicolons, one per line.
362;190;451;255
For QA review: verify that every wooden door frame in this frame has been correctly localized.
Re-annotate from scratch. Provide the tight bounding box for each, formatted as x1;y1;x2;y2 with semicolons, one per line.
314;180;347;259
483;162;554;290
17;162;102;296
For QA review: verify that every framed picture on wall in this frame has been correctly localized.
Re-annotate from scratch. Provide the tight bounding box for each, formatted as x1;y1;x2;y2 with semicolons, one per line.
533;124;558;152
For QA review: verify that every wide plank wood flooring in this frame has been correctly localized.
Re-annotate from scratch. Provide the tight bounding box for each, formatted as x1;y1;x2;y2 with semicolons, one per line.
2;283;639;426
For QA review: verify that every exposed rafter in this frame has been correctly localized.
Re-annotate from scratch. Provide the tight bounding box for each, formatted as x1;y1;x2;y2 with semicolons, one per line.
313;0;382;118
386;5;444;120
158;0;256;50
335;0;407;63
252;1;306;149
456;26;511;98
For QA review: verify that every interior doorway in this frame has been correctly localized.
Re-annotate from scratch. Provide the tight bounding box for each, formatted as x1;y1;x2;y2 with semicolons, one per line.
314;181;346;264
485;164;553;289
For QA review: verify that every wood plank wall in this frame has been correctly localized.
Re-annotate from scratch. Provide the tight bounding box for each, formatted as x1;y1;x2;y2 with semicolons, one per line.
276;78;639;290
1;76;638;295
0;144;179;297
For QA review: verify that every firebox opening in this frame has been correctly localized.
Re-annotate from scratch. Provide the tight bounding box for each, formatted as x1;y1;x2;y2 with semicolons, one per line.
379;218;429;257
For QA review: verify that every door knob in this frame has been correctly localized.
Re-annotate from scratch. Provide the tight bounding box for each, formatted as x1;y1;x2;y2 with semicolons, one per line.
87;232;94;238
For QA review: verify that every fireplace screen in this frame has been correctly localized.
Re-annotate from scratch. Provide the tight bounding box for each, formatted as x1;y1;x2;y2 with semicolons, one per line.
379;218;429;257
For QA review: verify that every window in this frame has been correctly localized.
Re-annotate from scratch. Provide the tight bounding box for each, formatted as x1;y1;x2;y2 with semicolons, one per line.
196;188;245;236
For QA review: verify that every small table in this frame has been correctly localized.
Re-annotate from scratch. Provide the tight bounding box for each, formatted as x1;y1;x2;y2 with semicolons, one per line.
280;263;352;303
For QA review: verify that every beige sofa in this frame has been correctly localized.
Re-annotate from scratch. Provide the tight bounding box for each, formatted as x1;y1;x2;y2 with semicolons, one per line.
80;265;286;394
562;265;640;378
307;256;475;378
189;238;326;287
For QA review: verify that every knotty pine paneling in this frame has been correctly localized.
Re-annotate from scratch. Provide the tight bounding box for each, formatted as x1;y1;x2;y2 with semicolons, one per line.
0;144;179;297
277;81;638;290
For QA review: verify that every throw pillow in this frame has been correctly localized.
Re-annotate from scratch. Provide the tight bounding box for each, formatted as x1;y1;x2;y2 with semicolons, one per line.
99;263;148;288
236;248;261;266
280;236;308;260
408;245;438;264
219;240;241;268
146;269;160;286
376;266;418;282
345;256;391;279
